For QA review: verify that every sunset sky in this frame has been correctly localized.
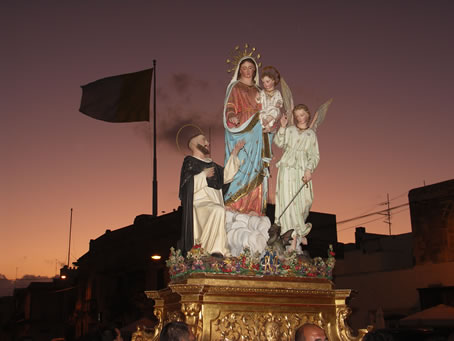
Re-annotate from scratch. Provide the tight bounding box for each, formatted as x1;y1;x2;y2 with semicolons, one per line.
1;1;453;281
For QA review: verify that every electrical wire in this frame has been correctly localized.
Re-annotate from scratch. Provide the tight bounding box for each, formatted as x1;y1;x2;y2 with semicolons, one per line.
337;207;409;233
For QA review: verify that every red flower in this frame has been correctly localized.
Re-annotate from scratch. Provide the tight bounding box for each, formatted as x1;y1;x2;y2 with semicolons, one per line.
329;251;336;256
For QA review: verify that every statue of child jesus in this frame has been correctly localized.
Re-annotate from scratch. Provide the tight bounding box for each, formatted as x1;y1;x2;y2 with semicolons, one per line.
257;66;283;131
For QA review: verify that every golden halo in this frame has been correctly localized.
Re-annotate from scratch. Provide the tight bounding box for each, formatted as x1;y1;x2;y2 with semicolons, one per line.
176;124;204;154
226;43;262;73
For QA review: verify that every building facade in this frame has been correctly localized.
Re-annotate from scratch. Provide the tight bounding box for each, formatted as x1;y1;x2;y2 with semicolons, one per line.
334;179;454;330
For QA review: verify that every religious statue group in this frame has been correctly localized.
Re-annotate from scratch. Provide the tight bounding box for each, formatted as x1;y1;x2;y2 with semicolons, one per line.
179;54;331;258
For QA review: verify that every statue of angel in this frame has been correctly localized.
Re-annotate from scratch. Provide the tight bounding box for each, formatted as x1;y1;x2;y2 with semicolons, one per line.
274;95;333;252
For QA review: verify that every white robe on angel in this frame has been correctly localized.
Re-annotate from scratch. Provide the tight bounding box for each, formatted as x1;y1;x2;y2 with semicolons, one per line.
274;126;320;238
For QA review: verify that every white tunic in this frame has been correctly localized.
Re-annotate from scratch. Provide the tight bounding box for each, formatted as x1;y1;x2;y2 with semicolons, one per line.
259;89;283;129
274;126;320;237
192;155;240;255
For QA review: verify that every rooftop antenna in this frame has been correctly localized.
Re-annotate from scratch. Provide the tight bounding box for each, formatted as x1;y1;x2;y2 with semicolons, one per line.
386;193;391;235
379;194;392;235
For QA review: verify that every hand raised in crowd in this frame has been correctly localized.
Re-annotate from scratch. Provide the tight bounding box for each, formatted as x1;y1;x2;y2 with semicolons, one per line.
280;114;288;128
203;167;215;178
232;140;246;156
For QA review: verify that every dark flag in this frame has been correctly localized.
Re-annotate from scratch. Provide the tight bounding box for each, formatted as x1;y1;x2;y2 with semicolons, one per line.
79;68;153;122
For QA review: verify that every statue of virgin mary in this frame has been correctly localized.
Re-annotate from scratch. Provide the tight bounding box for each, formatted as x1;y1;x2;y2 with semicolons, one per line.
223;56;273;216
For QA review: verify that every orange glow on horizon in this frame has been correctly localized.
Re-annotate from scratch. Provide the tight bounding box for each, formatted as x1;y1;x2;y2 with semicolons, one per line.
1;1;453;281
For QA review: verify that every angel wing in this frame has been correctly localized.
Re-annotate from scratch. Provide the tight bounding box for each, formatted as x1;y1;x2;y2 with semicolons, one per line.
280;77;294;126
310;98;333;132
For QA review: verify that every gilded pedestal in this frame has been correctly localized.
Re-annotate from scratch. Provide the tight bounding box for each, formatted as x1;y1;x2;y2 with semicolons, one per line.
138;273;368;341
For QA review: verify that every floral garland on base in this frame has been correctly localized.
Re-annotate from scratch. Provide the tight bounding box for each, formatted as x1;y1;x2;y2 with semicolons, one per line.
166;245;336;281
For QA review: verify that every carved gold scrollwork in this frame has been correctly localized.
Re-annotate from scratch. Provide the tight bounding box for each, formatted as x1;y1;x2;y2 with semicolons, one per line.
150;309;162;340
166;310;184;324
213;311;324;341
131;325;158;341
131;308;162;341
214;312;244;340
336;307;369;341
181;303;202;338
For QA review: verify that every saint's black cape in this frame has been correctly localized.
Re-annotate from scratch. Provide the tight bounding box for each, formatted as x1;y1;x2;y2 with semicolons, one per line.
178;156;225;255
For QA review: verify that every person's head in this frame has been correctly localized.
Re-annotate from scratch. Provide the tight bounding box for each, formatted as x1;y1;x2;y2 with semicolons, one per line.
188;134;210;156
261;66;280;91
293;104;311;125
238;58;257;83
295;323;328;341
159;321;195;341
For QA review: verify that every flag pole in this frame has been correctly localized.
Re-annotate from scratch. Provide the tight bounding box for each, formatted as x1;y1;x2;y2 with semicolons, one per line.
152;60;158;216
67;208;73;266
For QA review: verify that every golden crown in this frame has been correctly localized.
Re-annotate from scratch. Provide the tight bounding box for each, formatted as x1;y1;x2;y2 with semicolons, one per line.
226;43;262;73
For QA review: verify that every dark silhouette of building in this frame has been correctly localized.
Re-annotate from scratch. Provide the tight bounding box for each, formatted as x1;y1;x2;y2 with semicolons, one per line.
73;209;181;338
4;209;181;341
409;179;454;265
0;296;15;341
6;268;78;341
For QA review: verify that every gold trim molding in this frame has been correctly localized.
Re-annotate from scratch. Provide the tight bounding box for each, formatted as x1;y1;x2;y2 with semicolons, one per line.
135;274;369;341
